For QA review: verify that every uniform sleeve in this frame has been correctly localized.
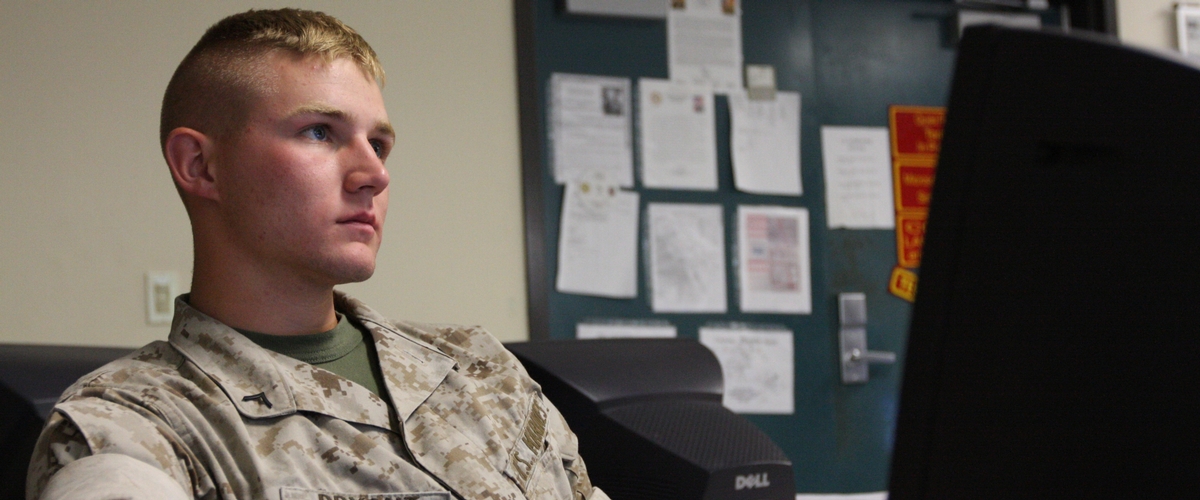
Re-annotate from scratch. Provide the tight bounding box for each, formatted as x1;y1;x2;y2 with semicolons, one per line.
541;399;610;500
26;398;195;500
38;453;190;500
26;413;89;500
539;394;599;500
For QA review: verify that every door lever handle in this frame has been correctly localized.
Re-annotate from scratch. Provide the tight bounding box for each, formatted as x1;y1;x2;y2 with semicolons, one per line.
838;293;896;384
846;347;896;364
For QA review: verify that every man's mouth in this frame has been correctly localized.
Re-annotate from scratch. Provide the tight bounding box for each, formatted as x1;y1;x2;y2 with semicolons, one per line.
338;212;377;229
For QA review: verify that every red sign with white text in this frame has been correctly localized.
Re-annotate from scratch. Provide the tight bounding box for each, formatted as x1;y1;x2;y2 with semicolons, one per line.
890;106;946;157
896;211;926;269
893;157;936;213
889;105;944;273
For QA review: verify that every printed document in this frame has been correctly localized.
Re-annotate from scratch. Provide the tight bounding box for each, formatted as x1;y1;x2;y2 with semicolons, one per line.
729;90;802;195
821;126;895;229
737;205;811;314
555;181;640;298
576;321;677;339
638;78;717;190
648;202;727;313
668;0;743;92
795;493;888;500
699;326;794;414
550;73;634;187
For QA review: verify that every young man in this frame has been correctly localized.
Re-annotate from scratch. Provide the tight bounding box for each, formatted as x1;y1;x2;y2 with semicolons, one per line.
27;9;608;500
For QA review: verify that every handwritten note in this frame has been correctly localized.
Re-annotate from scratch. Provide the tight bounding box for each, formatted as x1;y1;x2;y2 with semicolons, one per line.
648;203;727;313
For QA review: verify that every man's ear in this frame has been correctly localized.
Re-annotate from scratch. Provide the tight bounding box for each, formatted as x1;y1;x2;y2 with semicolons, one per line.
165;127;220;201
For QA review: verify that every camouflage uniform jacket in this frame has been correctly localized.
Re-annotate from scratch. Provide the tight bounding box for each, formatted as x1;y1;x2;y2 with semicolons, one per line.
28;293;605;500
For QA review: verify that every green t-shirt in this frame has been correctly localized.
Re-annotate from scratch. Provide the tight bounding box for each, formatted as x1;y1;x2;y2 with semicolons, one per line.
237;314;398;431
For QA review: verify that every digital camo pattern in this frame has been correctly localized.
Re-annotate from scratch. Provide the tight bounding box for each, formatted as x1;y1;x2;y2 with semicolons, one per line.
28;293;600;500
278;487;449;500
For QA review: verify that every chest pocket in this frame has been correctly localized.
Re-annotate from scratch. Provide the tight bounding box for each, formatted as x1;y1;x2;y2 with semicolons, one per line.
279;488;451;500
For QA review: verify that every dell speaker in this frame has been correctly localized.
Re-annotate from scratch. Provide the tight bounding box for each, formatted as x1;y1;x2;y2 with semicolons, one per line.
508;338;794;500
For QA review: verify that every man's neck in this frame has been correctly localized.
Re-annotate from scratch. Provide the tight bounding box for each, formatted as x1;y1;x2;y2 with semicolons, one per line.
188;260;339;337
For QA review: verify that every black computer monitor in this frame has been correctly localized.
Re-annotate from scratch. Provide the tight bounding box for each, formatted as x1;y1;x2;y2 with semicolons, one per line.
890;26;1200;498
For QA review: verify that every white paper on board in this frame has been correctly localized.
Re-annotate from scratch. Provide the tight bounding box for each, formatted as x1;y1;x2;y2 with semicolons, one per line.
550;73;634;187
737;205;811;314
637;78;718;190
647;202;727;313
820;126;895;229
576;321;678;339
729;90;802;196
795;493;888;500
699;326;794;414
667;0;743;92
555;181;640;298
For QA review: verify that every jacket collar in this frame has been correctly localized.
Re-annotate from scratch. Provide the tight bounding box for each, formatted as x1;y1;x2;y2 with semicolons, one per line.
334;292;458;421
168;292;456;429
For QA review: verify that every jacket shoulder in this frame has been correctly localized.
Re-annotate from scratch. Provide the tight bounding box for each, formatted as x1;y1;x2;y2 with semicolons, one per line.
61;341;185;396
388;320;526;375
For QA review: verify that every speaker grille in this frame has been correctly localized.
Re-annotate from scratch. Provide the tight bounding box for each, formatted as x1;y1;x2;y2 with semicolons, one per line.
604;399;789;470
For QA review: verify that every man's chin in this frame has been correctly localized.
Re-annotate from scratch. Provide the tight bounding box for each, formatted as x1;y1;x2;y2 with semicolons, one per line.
329;245;381;282
317;254;378;286
343;271;374;284
338;263;376;284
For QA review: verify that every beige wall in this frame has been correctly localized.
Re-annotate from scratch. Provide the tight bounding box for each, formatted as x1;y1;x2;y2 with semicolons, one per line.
0;1;529;347
1117;0;1177;51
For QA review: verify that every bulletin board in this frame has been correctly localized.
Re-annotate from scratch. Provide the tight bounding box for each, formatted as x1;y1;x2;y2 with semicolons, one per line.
514;0;1065;492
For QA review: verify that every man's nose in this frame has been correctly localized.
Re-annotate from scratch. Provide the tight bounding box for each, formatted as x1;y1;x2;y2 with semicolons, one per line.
344;139;390;196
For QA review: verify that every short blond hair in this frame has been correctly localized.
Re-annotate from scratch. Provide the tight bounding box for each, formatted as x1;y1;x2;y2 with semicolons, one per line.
159;8;384;151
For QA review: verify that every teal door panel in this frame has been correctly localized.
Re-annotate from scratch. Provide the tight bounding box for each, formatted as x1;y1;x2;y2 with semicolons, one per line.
518;0;1053;492
809;1;957;491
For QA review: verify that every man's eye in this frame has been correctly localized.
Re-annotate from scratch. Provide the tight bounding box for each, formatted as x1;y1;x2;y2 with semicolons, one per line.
370;140;384;159
304;125;329;141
